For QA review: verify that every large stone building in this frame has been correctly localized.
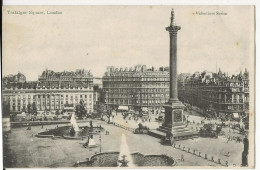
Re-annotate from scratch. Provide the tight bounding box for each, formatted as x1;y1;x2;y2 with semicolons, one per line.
2;69;94;113
178;69;249;117
102;65;170;114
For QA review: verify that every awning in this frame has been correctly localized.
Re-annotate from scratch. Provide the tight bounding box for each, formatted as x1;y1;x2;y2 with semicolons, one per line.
233;113;239;118
118;106;128;111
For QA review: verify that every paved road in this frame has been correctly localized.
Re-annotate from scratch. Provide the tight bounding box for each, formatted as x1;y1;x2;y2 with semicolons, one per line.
4;120;221;168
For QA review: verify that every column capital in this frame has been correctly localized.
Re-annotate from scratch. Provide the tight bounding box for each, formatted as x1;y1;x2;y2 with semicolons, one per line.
166;25;181;35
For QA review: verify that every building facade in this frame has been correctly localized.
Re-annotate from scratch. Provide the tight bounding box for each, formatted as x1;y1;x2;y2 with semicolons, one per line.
2;70;95;113
178;69;250;117
38;69;93;85
102;65;170;114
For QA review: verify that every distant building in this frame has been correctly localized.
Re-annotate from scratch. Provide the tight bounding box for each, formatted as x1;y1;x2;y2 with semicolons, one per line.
178;68;250;117
2;72;26;84
38;69;93;86
2;70;94;113
102;65;170;114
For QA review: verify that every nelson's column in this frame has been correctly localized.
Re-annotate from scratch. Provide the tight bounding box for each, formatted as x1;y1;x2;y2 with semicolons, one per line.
149;9;198;143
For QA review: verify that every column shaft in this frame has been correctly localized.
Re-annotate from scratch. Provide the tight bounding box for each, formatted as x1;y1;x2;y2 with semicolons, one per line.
170;32;178;101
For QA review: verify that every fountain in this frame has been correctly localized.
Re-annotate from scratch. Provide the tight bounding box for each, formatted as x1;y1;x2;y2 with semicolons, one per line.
36;114;104;140
70;113;80;132
118;134;134;167
74;133;176;167
118;155;129;167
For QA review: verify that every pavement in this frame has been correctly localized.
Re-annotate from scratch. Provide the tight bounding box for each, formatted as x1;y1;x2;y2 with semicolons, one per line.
4;119;225;168
111;113;162;130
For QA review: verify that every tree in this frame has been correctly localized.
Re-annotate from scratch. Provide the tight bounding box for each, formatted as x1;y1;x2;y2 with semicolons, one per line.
70;126;76;136
89;120;93;132
27;103;31;114
97;102;106;119
216;126;222;135
2;101;10;118
22;106;26;112
32;102;37;115
97;102;105;114
106;109;112;123
75;100;86;120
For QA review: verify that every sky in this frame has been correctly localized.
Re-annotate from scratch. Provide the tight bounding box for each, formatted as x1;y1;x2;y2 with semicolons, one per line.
2;6;254;81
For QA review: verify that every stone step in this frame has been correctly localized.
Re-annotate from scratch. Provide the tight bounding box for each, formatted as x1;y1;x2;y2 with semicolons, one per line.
148;129;166;139
157;126;192;133
148;129;199;141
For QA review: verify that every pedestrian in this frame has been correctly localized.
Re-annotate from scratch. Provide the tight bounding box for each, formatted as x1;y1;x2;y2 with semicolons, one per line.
181;154;184;161
226;135;230;143
225;152;230;157
41;124;44;129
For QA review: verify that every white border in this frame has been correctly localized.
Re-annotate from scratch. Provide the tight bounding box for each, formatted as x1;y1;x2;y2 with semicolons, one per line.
2;0;258;5
1;1;259;170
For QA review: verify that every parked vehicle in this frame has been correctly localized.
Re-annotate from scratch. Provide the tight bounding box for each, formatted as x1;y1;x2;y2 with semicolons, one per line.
56;115;63;120
62;112;73;120
14;112;27;121
128;110;135;115
13;112;36;121
44;113;57;121
36;113;45;121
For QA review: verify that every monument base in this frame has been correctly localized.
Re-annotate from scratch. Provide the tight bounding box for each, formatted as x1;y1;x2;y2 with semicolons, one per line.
148;101;198;142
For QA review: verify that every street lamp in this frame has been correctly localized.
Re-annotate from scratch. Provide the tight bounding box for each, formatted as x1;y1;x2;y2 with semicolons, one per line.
99;129;102;153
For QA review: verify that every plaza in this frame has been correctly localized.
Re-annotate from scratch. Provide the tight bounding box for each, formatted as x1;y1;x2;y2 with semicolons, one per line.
3;115;245;168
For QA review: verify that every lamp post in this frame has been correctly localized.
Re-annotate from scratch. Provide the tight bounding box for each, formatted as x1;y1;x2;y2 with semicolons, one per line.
99;130;102;153
139;90;142;115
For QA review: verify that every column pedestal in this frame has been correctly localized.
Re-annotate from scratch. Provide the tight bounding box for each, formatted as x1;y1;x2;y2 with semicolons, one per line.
149;100;198;142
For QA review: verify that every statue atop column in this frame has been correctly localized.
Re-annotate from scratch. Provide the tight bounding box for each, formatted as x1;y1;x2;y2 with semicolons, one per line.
170;9;174;26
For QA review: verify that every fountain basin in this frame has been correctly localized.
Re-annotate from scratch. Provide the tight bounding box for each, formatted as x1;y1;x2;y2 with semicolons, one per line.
36;125;104;140
74;152;176;167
